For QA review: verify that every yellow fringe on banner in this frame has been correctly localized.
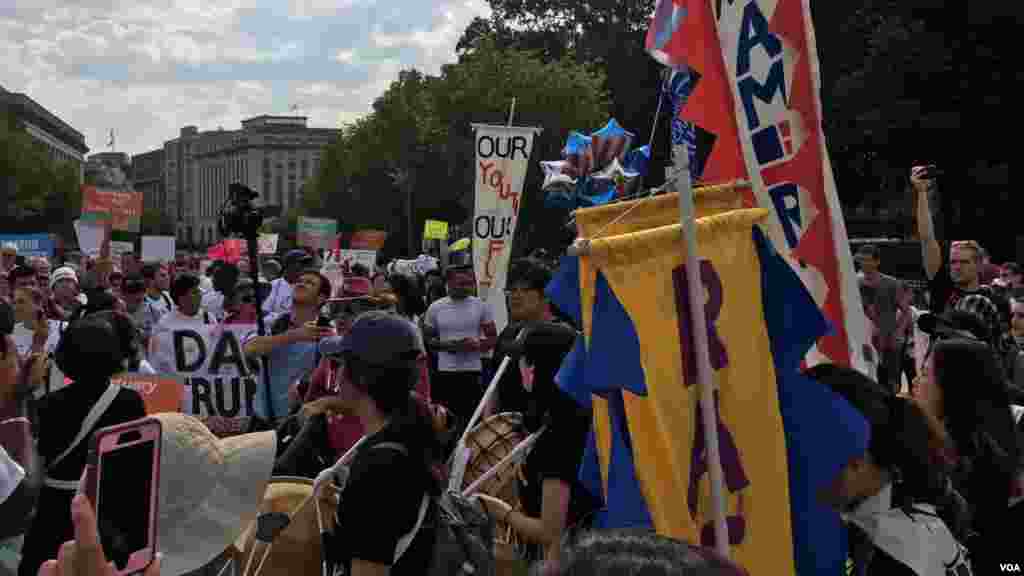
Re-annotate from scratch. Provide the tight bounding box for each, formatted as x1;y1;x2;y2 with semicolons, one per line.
578;207;795;574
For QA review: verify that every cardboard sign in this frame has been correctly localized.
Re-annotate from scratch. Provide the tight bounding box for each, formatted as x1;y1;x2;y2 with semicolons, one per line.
111;373;185;414
148;323;260;418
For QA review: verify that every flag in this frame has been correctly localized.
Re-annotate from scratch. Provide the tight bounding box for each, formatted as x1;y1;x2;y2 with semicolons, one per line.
645;0;870;375
548;208;870;573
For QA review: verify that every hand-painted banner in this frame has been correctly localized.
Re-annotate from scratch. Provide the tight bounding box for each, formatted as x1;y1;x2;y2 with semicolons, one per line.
471;123;542;332
645;0;869;375
148;323;260;418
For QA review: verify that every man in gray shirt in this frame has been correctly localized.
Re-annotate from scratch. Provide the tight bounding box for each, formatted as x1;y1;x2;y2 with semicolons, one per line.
856;244;906;393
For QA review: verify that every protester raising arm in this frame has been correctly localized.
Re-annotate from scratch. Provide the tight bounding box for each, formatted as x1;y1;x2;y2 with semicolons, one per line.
913;166;943;281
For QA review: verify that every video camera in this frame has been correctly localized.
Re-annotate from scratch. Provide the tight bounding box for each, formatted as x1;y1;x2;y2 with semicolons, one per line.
218;183;278;239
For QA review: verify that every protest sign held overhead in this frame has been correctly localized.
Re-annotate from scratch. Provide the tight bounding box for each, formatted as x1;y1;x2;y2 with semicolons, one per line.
80;186;143;233
472;123;541;332
148;323;260;418
298;216;337;250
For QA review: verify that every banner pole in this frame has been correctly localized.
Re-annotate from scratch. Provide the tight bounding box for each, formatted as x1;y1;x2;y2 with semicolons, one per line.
673;143;730;557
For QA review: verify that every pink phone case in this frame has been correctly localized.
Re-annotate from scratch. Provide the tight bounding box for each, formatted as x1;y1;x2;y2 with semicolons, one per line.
85;417;162;576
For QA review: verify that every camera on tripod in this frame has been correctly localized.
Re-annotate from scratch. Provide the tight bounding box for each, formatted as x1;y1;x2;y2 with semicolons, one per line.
218;183;268;239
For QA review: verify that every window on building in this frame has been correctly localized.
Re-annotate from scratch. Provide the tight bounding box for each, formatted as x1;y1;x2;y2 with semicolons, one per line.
275;176;283;205
288;161;296;171
288;182;296;207
301;158;308;178
263;179;271;198
288;172;296;181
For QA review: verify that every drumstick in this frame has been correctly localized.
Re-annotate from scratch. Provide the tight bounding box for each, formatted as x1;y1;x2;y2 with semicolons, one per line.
462;426;546;497
449;327;528;490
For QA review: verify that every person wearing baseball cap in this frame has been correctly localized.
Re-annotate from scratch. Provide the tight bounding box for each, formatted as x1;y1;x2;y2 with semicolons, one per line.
316;311;443;575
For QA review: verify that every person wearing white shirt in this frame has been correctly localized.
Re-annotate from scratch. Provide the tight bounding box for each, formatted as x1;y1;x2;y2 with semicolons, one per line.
262;250;312;323
422;265;497;423
10;287;61;359
149;274;215;374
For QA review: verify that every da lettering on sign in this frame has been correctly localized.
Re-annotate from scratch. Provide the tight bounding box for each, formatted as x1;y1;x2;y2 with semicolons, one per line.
171;327;258;417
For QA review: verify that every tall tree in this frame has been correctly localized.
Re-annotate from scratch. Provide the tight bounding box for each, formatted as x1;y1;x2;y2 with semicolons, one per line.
311;40;609;257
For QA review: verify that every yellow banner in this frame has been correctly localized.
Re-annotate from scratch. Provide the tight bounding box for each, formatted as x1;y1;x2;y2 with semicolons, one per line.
581;208;794;572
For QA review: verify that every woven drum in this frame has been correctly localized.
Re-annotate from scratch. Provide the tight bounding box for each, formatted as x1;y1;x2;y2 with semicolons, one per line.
460;413;528;564
231;476;335;576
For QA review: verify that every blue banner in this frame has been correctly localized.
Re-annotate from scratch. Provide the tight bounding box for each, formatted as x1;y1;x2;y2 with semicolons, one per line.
0;233;55;258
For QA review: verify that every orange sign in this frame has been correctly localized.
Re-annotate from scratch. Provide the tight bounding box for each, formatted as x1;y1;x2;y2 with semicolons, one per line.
81;186;143;232
350;230;388;250
111;374;185;414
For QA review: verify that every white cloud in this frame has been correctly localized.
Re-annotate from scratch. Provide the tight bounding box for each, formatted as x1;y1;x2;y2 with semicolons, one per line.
0;0;490;155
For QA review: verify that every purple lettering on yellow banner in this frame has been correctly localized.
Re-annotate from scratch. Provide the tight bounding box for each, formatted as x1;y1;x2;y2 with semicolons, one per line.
673;261;728;385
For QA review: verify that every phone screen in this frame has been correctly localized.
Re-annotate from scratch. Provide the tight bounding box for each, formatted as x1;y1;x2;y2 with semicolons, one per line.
96;440;155;569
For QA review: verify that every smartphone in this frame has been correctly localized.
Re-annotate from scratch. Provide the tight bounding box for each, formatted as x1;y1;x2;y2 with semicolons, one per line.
84;418;162;575
320;297;383;321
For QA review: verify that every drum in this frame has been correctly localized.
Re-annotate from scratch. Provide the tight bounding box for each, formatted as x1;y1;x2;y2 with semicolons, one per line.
231;476;337;576
460;413;527;559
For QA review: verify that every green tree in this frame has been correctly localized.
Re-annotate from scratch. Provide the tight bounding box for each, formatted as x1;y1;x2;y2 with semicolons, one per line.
1;109;82;237
312;40;609;257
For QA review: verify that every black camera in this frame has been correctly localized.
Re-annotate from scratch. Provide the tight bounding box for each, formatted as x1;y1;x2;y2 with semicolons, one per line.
218;183;266;239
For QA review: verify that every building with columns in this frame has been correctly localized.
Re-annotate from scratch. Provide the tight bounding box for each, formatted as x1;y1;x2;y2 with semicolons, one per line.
160;116;339;248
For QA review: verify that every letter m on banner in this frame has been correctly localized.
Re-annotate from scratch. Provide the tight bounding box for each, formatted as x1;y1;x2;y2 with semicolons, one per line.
646;0;869;376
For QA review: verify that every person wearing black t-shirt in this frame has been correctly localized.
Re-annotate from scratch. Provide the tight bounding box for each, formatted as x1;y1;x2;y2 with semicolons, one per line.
475;322;598;566
913;168;1011;357
483;258;557;418
317;312;444;576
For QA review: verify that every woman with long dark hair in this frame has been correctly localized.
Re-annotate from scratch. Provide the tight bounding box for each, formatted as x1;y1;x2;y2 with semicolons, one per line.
913;337;1021;568
318;311;445;575
475;321;598;566
17;316;146;576
807;364;972;575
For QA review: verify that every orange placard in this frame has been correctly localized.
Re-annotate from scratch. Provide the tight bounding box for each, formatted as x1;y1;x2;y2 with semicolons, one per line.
350;230;388;250
111;374;185;414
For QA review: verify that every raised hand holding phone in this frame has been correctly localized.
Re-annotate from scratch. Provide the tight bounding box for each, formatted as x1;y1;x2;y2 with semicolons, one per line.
82;418;162;576
37;494;161;576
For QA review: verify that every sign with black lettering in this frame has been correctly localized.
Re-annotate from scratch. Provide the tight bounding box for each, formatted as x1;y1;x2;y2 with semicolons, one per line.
471;123;541;333
148;323;260;417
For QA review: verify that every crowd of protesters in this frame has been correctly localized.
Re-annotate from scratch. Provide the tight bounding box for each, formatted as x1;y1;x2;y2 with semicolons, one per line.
0;166;1022;575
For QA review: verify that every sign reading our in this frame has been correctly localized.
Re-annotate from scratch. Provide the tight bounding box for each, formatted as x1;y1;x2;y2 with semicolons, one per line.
471;123;541;333
148;323;260;418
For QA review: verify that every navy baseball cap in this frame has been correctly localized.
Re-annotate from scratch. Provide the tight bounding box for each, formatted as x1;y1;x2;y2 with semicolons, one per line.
284;249;313;267
319;311;420;364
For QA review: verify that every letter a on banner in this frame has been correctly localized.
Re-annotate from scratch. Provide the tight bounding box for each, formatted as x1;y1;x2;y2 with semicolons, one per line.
472;123;541;332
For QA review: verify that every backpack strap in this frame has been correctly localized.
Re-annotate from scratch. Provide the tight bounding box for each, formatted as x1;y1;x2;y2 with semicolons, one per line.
44;384;121;490
368;442;431;563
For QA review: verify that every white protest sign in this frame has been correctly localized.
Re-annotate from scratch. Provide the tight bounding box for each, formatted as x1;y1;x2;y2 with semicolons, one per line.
326;249;376;274
258;233;279;255
148;322;260;417
141;236;176;262
471;124;541;332
109;241;134;258
73;219;106;257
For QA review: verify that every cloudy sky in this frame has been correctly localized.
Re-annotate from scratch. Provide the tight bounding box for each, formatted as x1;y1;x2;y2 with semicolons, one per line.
1;0;490;156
